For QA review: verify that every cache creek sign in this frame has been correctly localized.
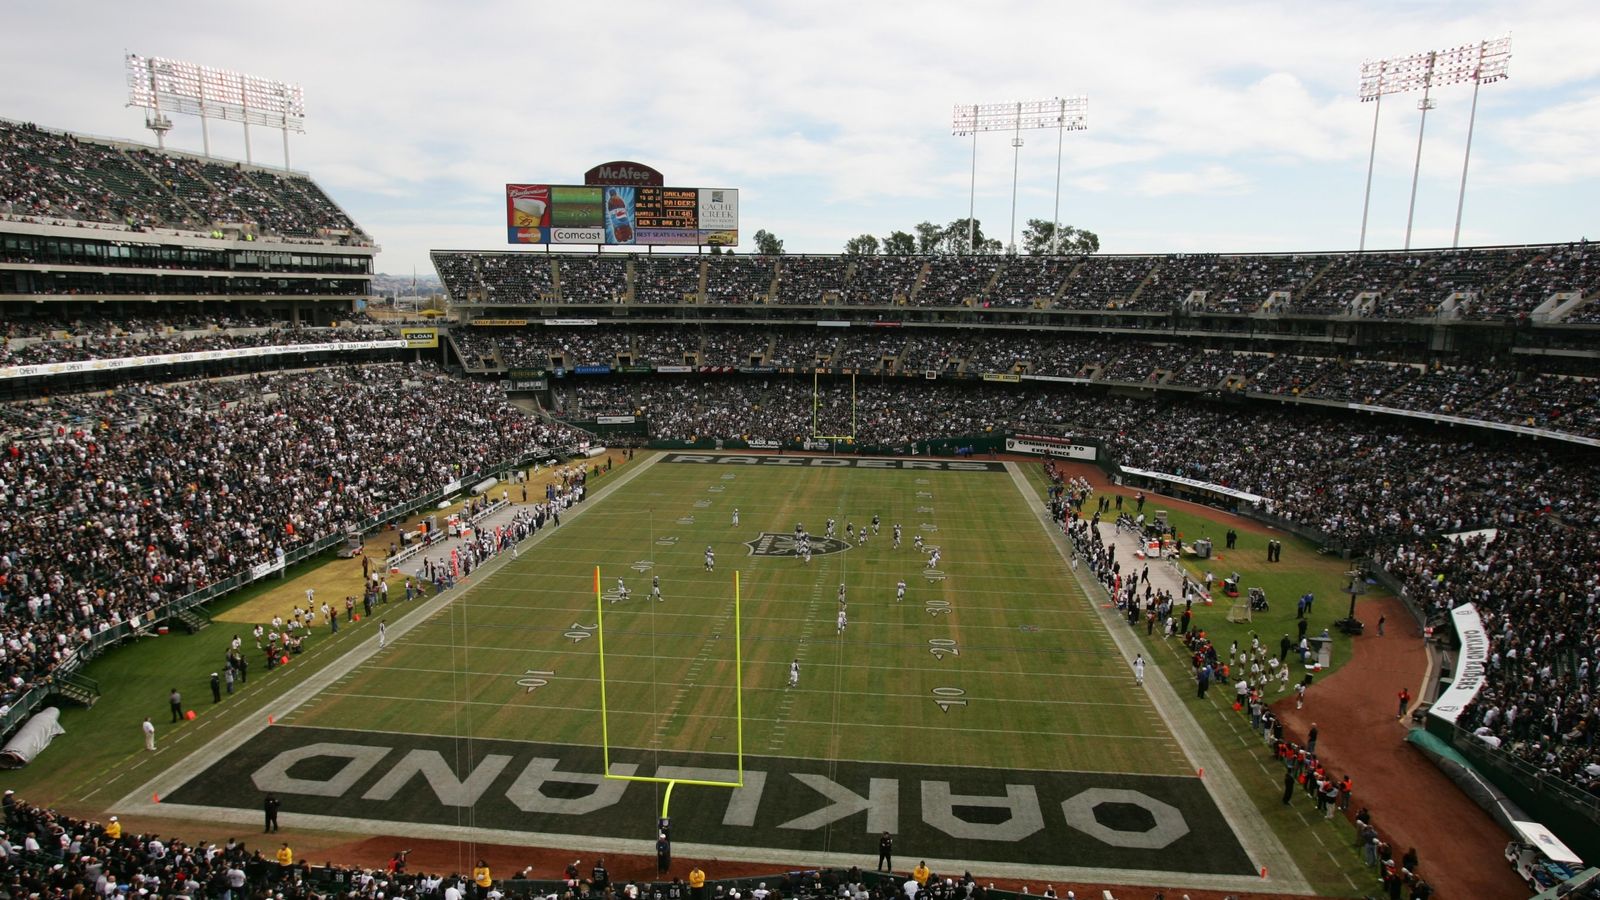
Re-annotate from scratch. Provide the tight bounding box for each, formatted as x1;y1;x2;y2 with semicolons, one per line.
163;725;1255;876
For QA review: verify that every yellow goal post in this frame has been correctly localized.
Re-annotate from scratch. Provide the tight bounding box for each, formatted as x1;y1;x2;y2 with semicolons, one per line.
594;566;745;819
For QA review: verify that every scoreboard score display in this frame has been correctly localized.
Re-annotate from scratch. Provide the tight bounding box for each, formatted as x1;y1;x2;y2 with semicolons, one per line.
507;182;738;247
635;187;699;230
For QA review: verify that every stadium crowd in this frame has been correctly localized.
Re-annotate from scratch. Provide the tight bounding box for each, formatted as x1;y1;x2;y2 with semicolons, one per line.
1;121;365;241
0;325;390;369
0;364;582;709
432;241;1600;320
479;325;1600;438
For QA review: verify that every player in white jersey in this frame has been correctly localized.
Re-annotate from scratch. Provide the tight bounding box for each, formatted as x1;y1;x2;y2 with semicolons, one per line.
732;507;740;527
858;528;869;547
612;578;630;603
826;519;836;538
926;549;941;569
801;544;812;565
896;580;906;602
914;534;924;551
705;546;715;572
836;607;848;634
893;524;902;548
651;575;663;602
788;659;800;688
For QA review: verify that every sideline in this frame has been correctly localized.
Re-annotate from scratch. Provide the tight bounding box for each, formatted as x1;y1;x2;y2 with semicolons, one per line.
115;453;662;813
1003;462;1310;895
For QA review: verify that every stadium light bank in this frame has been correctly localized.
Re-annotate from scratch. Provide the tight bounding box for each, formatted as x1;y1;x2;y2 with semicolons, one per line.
952;97;1087;254
126;53;307;170
1356;36;1510;252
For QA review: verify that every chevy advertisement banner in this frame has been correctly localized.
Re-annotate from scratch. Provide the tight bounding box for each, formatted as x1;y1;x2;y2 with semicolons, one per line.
0;340;406;381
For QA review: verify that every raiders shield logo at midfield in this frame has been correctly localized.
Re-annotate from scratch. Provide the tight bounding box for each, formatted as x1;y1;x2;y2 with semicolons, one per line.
744;533;853;557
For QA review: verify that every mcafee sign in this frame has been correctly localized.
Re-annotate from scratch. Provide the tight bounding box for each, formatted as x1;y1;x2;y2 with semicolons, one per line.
584;161;664;186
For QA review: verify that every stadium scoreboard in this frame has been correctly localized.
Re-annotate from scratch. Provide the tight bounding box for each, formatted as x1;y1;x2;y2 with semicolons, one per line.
507;161;737;247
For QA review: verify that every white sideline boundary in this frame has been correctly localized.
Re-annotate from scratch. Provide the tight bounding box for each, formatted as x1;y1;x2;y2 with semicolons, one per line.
1004;462;1310;894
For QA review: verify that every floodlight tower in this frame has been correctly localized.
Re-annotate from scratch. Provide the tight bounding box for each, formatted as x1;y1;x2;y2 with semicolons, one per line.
952;97;1087;253
126;53;307;170
1356;36;1510;251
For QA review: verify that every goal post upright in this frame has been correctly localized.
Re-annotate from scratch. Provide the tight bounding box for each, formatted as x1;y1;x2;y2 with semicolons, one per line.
810;371;859;444
594;566;612;773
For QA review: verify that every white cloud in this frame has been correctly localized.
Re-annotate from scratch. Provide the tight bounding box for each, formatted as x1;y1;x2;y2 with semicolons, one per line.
2;0;1596;270
1135;165;1252;197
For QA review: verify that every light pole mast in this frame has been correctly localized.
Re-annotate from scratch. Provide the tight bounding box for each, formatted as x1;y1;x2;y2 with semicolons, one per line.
1356;37;1510;251
952;97;1086;254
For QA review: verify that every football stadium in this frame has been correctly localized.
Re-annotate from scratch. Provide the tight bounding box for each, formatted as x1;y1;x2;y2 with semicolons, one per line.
1;6;1598;900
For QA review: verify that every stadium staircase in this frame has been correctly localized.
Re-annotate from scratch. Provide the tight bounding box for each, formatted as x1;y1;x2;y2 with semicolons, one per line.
1052;259;1088;306
49;672;101;709
1297;258;1336;303
977;262;1004;305
171;606;212;634
120;151;207;224
908;261;932;305
763;265;780;304
1125;264;1159;307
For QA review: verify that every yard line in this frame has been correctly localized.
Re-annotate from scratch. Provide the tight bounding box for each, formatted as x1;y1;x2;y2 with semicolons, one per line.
402;611;1121;638
325;667;1152;710
311;690;1174;742
369;646;1136;682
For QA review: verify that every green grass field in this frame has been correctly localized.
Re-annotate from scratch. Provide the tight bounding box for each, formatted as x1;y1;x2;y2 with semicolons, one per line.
283;460;1187;776
8;453;1384;889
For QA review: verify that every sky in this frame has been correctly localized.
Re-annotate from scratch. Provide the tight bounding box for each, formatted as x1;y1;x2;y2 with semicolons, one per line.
5;1;1598;274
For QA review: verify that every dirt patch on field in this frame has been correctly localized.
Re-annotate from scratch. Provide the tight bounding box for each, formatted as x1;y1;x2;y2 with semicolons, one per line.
1269;594;1525;900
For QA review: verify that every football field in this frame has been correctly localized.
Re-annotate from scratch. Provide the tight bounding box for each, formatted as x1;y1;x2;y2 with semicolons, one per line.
142;453;1271;883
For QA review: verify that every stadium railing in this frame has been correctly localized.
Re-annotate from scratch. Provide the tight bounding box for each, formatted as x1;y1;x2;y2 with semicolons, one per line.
0;443;584;739
1440;720;1600;860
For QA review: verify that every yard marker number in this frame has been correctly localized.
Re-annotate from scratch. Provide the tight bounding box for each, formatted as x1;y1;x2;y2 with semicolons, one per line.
932;686;967;712
518;670;555;692
928;638;959;660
